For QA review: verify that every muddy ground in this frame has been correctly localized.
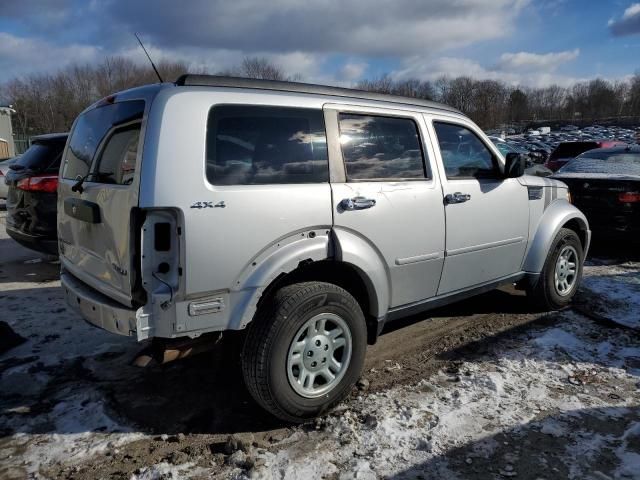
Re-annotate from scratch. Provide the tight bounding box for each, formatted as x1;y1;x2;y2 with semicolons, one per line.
0;206;638;479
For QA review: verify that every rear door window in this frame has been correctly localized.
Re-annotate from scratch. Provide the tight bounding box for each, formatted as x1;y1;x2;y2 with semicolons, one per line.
338;113;427;181
63;100;144;180
206;105;328;185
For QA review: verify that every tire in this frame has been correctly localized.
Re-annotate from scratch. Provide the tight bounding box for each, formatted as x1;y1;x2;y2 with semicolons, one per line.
241;281;367;423
528;228;583;310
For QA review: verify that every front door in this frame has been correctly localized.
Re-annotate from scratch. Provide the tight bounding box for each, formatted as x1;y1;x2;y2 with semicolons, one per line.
428;118;529;295
327;106;446;308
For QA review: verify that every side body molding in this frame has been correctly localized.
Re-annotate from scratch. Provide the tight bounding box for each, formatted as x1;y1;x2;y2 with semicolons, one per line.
331;227;391;319
523;199;591;273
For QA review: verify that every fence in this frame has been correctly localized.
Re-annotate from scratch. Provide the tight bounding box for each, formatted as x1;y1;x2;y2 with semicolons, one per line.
13;133;32;155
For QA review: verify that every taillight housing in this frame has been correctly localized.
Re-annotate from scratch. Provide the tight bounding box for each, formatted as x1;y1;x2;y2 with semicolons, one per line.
16;175;59;193
618;192;640;203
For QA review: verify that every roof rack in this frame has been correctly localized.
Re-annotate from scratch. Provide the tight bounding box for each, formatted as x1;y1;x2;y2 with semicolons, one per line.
175;74;460;114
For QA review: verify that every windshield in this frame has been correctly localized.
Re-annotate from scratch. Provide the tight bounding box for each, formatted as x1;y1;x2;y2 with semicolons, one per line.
558;154;640;176
14;142;65;172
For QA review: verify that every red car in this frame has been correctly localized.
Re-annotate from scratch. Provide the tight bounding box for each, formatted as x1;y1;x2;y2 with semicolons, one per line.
545;140;627;172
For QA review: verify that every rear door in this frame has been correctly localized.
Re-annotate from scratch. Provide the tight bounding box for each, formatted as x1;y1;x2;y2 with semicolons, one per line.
58;100;145;306
326;105;446;308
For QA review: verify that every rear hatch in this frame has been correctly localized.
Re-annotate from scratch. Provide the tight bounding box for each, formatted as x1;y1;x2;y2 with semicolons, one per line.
57;99;146;307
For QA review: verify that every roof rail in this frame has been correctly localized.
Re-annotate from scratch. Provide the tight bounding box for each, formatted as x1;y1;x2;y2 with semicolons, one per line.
175;74;460;114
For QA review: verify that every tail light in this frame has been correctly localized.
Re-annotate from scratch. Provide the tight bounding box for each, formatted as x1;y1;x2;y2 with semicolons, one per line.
618;192;640;203
16;175;59;193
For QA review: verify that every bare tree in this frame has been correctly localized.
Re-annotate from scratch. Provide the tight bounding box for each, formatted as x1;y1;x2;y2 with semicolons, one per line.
2;57;639;137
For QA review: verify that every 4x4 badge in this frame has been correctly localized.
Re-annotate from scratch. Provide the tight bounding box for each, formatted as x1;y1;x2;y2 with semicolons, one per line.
190;201;225;209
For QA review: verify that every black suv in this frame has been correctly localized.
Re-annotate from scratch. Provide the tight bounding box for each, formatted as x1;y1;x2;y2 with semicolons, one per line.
5;133;68;254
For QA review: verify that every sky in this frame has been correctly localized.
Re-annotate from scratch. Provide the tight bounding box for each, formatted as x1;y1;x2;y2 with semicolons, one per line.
0;0;639;88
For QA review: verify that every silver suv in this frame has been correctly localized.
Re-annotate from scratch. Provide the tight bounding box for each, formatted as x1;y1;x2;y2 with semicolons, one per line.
58;76;590;421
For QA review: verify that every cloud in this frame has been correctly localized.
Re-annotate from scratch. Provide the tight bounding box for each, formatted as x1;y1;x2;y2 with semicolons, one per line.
0;33;100;81
497;49;580;72
609;2;640;36
96;0;528;56
339;62;369;82
392;54;586;88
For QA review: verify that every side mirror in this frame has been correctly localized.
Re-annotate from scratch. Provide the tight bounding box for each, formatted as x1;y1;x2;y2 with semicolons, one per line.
504;152;526;178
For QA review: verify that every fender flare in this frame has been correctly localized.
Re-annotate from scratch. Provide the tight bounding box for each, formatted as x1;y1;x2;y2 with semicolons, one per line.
229;230;330;329
229;228;391;330
523;199;591;273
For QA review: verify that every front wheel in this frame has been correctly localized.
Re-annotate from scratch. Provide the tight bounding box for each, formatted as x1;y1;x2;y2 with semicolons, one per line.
527;228;583;310
241;281;367;422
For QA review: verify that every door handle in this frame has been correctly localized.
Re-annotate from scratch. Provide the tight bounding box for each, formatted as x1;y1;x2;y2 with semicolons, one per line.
444;192;471;204
340;196;376;211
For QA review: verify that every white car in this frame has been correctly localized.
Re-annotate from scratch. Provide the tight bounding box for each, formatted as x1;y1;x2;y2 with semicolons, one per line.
0;157;17;199
58;75;590;421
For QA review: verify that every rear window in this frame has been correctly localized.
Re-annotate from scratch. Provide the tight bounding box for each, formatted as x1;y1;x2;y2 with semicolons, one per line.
94;124;140;185
62;100;144;180
550;142;598;160
15;141;65;172
559;154;640;176
206;105;328;185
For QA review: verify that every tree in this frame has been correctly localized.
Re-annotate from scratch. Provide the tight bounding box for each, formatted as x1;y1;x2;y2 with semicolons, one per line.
508;89;528;122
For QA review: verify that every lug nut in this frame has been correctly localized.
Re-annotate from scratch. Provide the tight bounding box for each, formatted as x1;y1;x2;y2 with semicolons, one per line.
315;340;321;346
307;351;313;357
311;361;317;367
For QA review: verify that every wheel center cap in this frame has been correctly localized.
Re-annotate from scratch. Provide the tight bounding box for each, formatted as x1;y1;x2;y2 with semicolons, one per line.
303;335;330;370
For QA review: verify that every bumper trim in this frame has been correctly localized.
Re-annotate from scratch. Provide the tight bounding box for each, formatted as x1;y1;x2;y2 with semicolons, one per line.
61;270;139;337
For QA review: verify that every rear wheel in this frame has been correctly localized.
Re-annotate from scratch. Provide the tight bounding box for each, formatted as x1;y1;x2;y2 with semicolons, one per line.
528;228;583;310
242;281;367;422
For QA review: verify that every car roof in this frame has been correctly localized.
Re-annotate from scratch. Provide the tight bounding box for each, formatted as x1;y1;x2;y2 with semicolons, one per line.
31;133;68;144
175;74;461;115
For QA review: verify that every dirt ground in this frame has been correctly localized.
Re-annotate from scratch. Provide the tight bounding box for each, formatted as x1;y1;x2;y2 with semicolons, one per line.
0;205;638;479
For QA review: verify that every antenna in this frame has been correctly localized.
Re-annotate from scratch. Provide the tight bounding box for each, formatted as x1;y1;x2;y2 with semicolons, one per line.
134;33;164;83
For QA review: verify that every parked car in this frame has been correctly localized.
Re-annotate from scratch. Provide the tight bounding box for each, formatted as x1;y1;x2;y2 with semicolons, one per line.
490;140;553;177
545;140;626;172
58;76;589;422
552;146;640;238
5;133;68;254
0;157;18;199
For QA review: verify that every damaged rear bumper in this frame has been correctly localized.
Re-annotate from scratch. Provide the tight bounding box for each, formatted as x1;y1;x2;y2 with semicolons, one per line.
61;269;151;339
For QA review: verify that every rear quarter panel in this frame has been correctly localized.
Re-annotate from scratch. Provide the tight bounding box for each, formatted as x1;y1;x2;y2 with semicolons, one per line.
141;88;334;298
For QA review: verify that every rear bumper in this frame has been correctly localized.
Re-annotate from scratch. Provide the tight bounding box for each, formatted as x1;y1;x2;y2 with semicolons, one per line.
61;270;140;337
6;225;58;255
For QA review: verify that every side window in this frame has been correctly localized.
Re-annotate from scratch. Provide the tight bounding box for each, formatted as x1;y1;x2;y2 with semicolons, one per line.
206;106;328;185
338;113;427;181
95;123;140;185
433;122;498;179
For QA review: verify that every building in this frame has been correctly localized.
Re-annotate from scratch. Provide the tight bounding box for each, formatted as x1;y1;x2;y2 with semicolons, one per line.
0;105;16;159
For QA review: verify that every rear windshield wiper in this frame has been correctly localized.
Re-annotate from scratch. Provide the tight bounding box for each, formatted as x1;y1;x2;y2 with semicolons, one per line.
71;172;114;194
